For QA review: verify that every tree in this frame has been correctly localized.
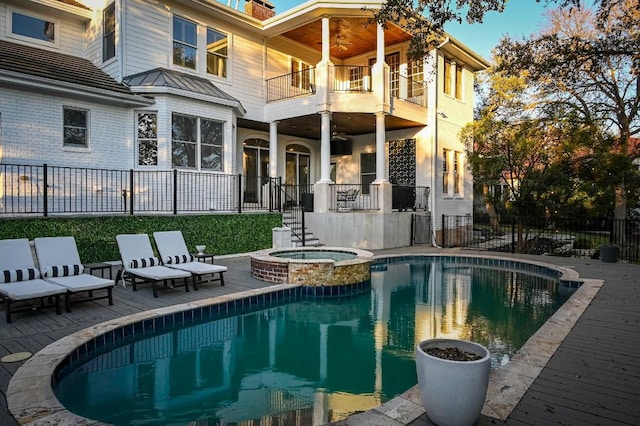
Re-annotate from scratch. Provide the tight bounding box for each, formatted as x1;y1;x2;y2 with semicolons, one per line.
461;69;603;249
493;2;639;223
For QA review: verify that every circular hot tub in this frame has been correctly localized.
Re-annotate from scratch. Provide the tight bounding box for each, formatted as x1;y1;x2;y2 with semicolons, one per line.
250;247;374;289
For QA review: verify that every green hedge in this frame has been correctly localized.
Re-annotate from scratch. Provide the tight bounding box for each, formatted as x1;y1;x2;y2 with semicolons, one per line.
0;213;281;263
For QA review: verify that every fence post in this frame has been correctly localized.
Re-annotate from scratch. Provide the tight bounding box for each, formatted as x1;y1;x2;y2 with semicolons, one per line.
302;209;306;246
268;178;273;212
173;169;178;215
237;174;242;214
441;214;446;247
43;163;48;217
511;218;516;253
129;169;134;215
278;177;282;213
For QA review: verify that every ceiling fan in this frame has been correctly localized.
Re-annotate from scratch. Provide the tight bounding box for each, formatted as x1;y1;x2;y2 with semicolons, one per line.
332;34;353;52
331;125;350;141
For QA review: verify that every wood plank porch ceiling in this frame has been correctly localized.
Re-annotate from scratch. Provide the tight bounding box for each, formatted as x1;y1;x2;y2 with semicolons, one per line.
280;18;412;61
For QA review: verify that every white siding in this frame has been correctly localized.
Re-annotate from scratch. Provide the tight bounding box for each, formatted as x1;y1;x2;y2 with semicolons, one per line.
0;87;133;170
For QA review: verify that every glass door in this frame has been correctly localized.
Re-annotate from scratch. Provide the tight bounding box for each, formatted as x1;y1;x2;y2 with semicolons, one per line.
243;139;269;203
285;144;311;204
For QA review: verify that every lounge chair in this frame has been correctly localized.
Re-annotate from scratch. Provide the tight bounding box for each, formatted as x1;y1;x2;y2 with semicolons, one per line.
34;236;115;312
336;188;359;211
116;234;191;297
153;231;227;290
0;238;67;323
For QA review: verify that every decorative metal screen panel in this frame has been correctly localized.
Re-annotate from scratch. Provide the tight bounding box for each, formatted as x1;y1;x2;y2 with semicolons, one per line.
388;138;416;185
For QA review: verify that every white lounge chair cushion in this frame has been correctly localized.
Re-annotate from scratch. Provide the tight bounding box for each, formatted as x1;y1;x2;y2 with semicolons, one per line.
129;257;160;269
44;274;114;292
42;264;83;278
0;279;66;300
166;261;227;275
0;268;40;283
164;254;194;265
127;265;191;281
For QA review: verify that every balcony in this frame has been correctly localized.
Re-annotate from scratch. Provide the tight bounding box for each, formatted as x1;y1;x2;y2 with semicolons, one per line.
266;66;427;110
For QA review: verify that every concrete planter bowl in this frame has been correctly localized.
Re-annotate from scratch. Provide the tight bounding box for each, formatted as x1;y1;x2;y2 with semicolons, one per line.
415;338;491;426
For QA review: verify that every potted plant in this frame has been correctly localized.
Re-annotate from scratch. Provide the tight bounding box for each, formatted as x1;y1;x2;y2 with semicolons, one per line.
415;338;491;426
599;244;619;262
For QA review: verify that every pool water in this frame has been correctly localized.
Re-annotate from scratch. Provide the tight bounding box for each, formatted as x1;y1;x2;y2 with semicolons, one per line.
271;250;357;261
54;258;570;425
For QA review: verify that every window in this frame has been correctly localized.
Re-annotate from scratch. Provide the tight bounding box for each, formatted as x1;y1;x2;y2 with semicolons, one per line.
172;113;223;170
291;58;312;91
137;112;158;166
455;65;463;100
444;57;463;100
63;108;88;147
442;149;450;194
360;153;376;195
407;59;424;103
443;58;452;96
453;151;461;195
207;28;227;78
173;16;197;69
200;118;223;170
103;3;116;62
11;12;55;43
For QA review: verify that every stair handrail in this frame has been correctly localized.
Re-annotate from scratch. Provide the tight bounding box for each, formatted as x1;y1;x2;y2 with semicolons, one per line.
274;181;306;246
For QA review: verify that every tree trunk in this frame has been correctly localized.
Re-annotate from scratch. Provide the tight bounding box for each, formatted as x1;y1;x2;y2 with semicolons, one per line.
483;185;501;232
613;183;627;245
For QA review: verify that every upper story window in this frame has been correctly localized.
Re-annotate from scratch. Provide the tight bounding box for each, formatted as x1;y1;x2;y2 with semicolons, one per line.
63;107;88;147
11;11;55;43
173;16;197;70
444;58;463;100
291;58;312;90
103;3;116;62
207;28;227;78
172;113;223;171
407;59;424;99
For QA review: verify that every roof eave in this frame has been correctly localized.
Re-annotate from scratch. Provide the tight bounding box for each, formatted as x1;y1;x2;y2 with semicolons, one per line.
0;71;155;107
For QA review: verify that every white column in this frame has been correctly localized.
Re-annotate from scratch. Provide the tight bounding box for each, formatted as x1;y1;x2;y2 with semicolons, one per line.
269;121;278;177
319;111;332;182
376;22;385;66
374;112;387;182
322;17;330;62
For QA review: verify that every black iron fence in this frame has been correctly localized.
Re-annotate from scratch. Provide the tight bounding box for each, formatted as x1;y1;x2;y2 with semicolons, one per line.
442;215;640;263
0;163;280;216
266;68;315;102
329;184;380;211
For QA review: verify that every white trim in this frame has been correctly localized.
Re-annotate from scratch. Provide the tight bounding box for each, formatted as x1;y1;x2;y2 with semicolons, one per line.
7;6;59;49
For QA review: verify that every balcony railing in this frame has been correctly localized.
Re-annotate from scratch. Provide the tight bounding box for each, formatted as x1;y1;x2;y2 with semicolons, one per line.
333;65;372;93
395;75;427;107
329;184;379;211
266;68;315;102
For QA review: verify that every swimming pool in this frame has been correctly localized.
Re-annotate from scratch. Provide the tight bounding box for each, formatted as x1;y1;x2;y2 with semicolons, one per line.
51;255;575;425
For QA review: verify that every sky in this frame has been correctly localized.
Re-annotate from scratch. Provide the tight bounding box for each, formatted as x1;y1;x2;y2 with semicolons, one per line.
266;0;551;60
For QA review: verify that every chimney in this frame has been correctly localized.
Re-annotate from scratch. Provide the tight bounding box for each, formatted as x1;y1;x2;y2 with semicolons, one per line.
244;0;275;20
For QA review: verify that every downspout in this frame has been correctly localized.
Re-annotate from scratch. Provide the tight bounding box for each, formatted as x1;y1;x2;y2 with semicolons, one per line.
119;0;125;84
431;37;449;247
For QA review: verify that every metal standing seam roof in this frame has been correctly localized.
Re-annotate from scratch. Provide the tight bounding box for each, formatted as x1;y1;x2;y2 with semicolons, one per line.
0;40;141;97
123;68;245;109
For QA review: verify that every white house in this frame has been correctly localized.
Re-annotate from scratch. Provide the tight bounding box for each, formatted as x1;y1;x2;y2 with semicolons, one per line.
0;0;489;249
